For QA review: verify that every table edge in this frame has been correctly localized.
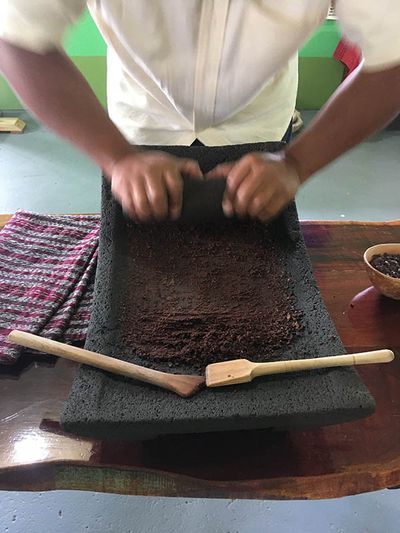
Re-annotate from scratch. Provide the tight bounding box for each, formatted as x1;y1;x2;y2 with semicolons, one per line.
1;458;400;500
1;214;400;231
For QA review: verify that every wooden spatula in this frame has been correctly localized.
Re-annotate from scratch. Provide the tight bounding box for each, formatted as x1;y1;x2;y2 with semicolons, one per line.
206;349;395;388
8;330;205;398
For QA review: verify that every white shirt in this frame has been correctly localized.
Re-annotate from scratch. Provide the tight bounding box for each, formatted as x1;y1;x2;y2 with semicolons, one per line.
1;1;400;146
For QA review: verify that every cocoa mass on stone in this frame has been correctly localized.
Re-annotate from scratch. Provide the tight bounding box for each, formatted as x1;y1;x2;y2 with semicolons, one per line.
371;253;400;279
118;219;302;369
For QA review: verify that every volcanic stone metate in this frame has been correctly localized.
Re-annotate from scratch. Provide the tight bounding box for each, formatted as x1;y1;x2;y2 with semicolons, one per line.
61;142;375;441
119;219;302;369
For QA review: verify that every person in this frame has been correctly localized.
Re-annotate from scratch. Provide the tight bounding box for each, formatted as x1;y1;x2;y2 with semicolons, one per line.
0;1;399;223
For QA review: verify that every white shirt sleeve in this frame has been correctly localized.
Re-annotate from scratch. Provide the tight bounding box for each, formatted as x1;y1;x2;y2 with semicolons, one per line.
0;0;86;53
336;0;400;71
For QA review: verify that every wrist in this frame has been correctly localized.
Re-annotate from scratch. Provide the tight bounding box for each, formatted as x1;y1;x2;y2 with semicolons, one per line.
100;142;138;179
263;151;302;189
283;146;310;185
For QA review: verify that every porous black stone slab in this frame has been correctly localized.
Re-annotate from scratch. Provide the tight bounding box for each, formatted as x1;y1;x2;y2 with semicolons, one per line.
61;142;374;440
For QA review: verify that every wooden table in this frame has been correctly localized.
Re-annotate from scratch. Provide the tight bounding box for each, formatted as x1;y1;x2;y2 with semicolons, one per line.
1;214;400;500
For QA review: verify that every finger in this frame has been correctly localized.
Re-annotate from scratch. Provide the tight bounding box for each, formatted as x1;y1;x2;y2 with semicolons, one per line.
224;159;252;201
248;189;274;219
144;174;168;221
255;202;276;223
112;180;137;220
178;158;203;179
223;163;251;218
164;170;183;220
206;162;236;179
232;174;265;218
132;178;152;222
122;195;138;221
254;192;285;223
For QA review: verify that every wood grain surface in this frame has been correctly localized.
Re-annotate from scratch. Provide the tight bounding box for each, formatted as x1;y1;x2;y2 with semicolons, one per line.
1;214;400;499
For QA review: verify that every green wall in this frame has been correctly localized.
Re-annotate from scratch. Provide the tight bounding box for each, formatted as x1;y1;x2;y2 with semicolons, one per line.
64;11;106;56
298;19;344;108
0;12;343;110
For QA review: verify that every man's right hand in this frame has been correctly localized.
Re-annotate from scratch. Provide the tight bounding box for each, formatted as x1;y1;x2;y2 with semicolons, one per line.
110;151;202;222
0;42;202;223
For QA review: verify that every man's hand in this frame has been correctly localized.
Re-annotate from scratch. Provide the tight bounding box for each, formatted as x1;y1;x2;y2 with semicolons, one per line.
0;42;204;224
110;151;202;221
207;153;300;222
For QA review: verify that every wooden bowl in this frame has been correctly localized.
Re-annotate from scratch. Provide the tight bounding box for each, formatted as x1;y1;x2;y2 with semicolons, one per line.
364;244;400;300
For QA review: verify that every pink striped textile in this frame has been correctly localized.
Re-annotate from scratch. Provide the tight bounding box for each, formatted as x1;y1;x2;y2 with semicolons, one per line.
0;211;100;364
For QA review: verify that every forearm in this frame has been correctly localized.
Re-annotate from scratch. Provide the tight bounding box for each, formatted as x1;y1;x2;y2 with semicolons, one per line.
0;39;132;175
285;63;400;183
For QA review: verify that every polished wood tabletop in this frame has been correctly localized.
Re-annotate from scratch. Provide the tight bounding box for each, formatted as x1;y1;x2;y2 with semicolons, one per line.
1;214;400;499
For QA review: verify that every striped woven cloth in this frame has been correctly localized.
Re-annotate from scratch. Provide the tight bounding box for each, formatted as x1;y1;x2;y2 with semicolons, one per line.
0;211;100;364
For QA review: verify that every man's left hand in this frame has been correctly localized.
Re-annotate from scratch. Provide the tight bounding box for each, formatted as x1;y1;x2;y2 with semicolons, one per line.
207;152;300;222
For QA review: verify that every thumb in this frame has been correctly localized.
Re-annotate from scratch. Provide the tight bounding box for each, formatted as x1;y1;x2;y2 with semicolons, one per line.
206;162;235;179
178;158;203;179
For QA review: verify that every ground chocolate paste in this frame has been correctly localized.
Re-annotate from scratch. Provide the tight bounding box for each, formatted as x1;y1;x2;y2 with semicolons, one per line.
118;219;302;369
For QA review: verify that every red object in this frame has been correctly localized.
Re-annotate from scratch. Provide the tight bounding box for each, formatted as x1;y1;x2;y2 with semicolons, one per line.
334;38;362;77
0;212;99;364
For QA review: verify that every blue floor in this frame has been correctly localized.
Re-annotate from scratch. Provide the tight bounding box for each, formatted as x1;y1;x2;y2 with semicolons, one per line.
1;489;400;533
1;110;399;532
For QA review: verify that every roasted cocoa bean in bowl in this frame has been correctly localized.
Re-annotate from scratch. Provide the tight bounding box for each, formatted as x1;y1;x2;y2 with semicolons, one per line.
364;244;400;300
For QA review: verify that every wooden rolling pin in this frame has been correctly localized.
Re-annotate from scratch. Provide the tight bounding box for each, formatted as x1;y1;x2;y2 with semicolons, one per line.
8;330;205;398
206;349;395;388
